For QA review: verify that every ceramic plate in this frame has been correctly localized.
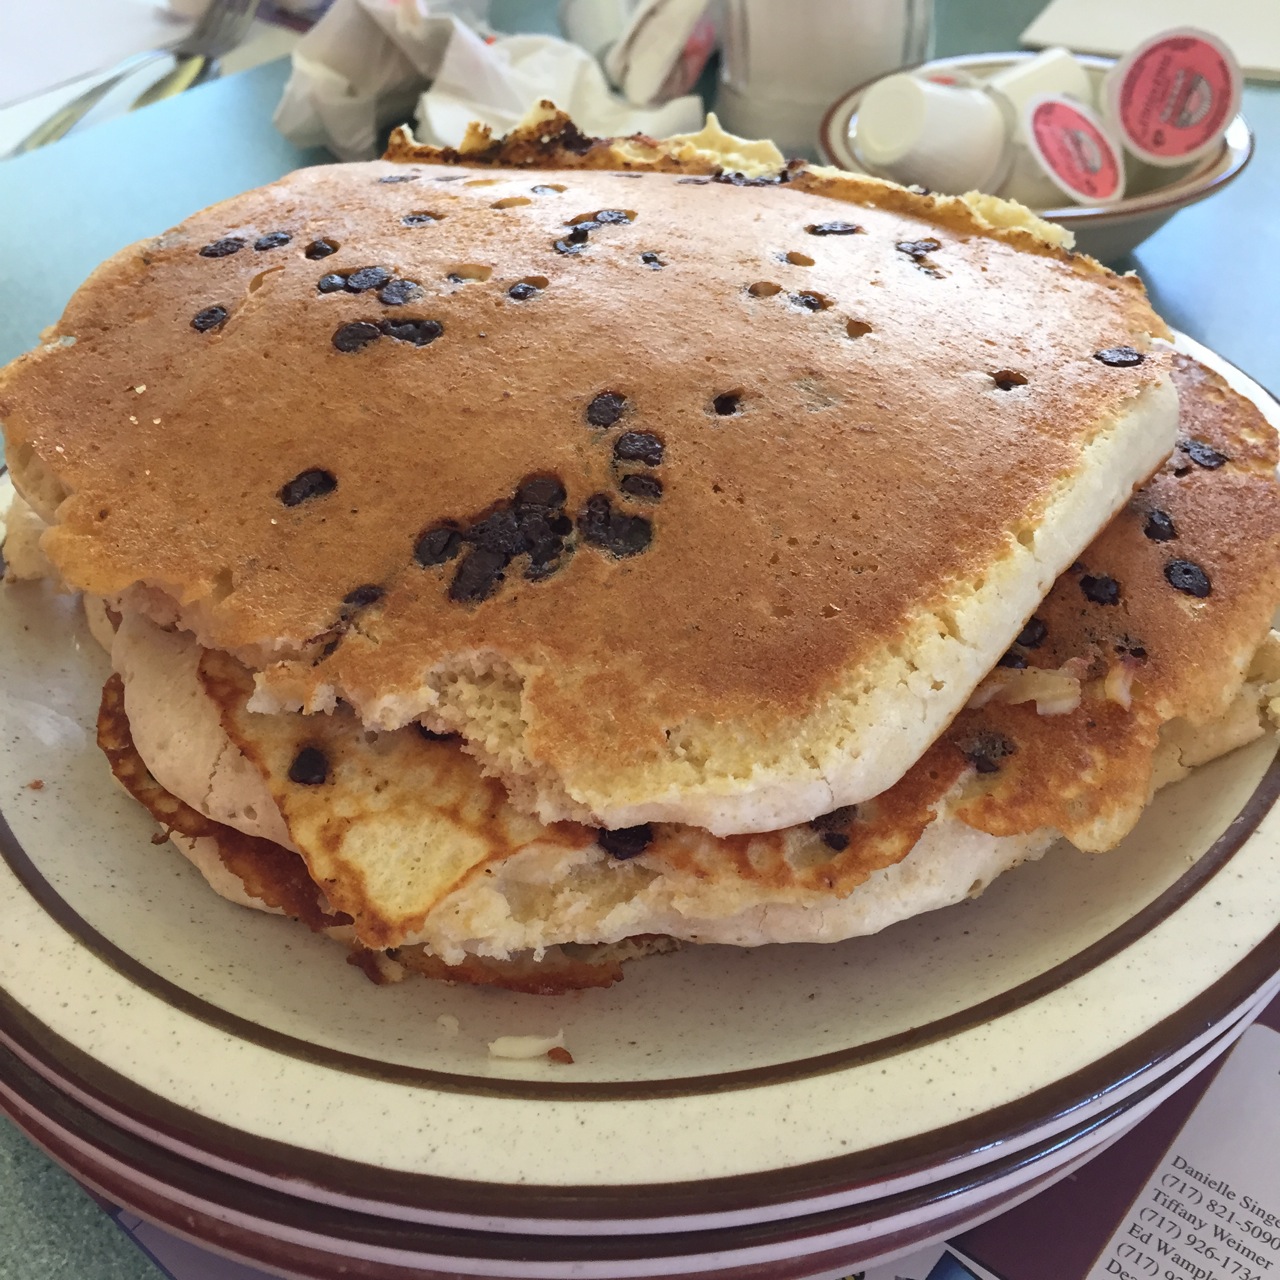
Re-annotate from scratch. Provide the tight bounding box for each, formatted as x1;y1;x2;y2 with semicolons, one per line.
3;984;1272;1280
0;336;1277;1239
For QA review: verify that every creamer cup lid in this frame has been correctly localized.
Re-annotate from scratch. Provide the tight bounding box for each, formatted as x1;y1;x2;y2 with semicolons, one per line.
1104;27;1242;167
1023;94;1126;205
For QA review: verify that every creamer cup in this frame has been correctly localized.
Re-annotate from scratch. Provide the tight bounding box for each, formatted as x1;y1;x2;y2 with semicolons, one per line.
988;47;1093;139
988;49;1095;208
1023;94;1126;205
998;145;1074;210
853;72;1010;194
1102;27;1242;168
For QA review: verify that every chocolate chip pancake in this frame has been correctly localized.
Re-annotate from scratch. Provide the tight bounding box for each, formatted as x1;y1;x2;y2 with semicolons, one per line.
80;354;1279;988
0;109;1177;838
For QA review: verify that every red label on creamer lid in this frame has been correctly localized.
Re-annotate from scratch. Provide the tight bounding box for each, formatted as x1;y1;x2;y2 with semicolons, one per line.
1113;30;1240;161
1027;98;1124;203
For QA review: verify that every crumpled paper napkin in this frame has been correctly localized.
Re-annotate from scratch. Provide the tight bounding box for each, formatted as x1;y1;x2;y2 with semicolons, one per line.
274;0;704;161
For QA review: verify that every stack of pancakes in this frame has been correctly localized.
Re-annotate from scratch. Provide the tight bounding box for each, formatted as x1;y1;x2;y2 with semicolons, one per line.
4;109;1278;993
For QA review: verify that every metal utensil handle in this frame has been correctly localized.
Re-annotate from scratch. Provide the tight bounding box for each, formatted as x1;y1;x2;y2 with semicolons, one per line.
6;52;165;158
130;54;215;111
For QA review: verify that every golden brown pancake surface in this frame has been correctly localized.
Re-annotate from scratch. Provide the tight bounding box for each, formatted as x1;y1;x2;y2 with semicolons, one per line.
3;115;1176;835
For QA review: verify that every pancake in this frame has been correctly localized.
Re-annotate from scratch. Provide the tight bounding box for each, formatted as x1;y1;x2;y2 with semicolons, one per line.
86;355;1280;986
0;109;1177;838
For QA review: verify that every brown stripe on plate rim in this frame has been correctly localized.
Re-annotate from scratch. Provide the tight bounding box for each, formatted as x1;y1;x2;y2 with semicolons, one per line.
0;748;1278;1222
2;748;1277;1103
0;1020;1228;1269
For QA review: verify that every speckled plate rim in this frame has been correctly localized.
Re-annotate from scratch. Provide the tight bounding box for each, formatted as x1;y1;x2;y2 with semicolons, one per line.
0;337;1278;1235
1;992;1265;1278
816;53;1254;226
3;754;1278;1239
0;1081;1107;1280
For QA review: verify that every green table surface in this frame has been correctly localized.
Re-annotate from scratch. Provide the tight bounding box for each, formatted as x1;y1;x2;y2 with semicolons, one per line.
1;0;1276;1275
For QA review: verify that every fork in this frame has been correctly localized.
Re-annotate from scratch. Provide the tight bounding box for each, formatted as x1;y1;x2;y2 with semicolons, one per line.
130;0;262;111
6;0;262;158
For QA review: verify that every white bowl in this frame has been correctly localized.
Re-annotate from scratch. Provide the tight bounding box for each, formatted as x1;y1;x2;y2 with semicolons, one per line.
818;52;1254;262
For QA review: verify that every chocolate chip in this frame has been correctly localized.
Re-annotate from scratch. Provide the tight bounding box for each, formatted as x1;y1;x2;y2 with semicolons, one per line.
713;171;778;186
378;173;418;184
401;212;438;226
516;508;555;545
516;476;567;510
896;238;941;258
960;731;1016;775
414;526;462;566
317;273;347;293
676;176;710;184
345;266;392;293
597;824;653;859
713;393;741;416
288;746;329;785
525;537;572;581
254;231;291;251
199;237;245;258
997;649;1028;668
1094;346;1144;367
554;238;586;256
586;392;627;427
640;251;664;268
508;282;540;300
809;805;857;832
565;224;594;243
593;209;634;224
279;469;337;506
806;222;863;235
416;723;458;742
620;474;662;501
191;306;228;332
792;291;828;311
305;239;339;260
531;185;561;195
378;318;443;346
1180;439;1228;469
1016;618;1047;649
1144;510;1177;541
821;831;850;852
378;278;423;306
342;584;384;609
993;369;1028;390
467;508;525;556
332;321;382;352
558;121;596;155
577;494;652;558
614;431;663;465
449;547;509;603
1165;559;1212;598
1080;574;1121;606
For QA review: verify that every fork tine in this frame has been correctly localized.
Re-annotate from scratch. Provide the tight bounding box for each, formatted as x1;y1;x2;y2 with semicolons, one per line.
174;0;261;58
